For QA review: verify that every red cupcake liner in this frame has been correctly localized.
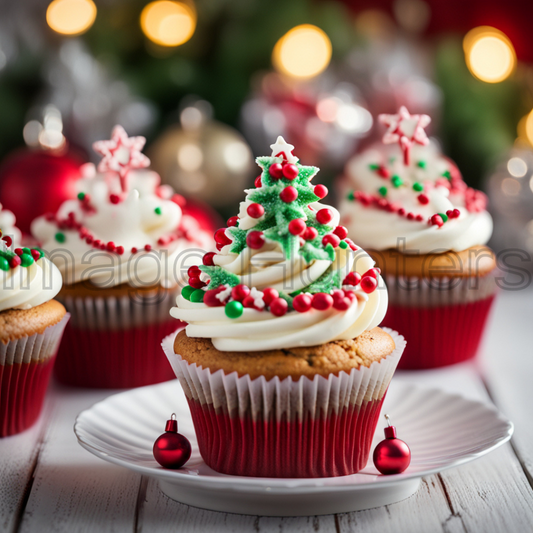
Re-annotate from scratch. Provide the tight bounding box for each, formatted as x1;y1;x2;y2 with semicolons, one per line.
187;396;386;477
54;319;183;388
0;314;69;437
382;295;495;370
163;328;405;478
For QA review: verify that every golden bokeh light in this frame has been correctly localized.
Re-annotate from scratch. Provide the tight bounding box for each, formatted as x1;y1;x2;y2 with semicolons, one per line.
46;0;97;36
140;1;196;47
464;26;515;83
523;110;533;147
273;24;332;79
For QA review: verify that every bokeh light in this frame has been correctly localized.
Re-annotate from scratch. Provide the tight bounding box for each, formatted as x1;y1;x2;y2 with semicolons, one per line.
140;1;196;47
523;110;533;147
273;25;332;79
46;0;97;36
464;26;515;83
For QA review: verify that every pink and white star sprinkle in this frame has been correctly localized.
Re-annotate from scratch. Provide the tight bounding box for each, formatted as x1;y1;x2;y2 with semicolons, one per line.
93;125;150;192
379;106;431;166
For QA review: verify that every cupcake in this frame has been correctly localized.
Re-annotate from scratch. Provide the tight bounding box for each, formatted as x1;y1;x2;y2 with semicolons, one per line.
32;126;212;388
162;136;405;478
338;107;496;369
0;206;68;436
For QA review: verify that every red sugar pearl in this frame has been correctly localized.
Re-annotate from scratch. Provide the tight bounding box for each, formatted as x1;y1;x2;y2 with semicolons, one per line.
116;246;124;255
343;272;361;286
188;265;201;278
312;293;334;311
100;243;107;250
254;176;262;188
415;214;424;222
270;297;288;317
93;239;101;247
314;184;328;199
246;231;265;249
288;218;306;236
333;226;348;240
171;194;186;207
293;293;312;313
106;242;116;252
202;252;216;266
322;234;340;248
344;290;357;302
303;227;318;241
407;212;415;220
242;295;259;309
363;268;380;279
417;193;429;205
361;276;378;293
247;203;265;218
204;287;227;307
269;163;283;179
280;186;298;203
398;208;406;216
232;284;250;302
377;165;390;178
333;296;351;311
214;228;232;245
85;235;94;244
14;248;23;256
10;256;21;268
31;249;41;261
189;277;206;289
131;247;138;254
144;244;152;252
227;216;239;227
282;163;299;180
262;288;279;306
316;208;333;225
109;194;120;204
430;214;444;227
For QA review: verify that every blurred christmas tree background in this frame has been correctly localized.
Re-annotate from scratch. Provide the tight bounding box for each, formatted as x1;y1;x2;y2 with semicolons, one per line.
0;0;532;251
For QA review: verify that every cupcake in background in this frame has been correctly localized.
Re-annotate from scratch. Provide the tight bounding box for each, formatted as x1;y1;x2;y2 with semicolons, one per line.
338;107;496;369
32;126;212;388
163;136;405;478
0;206;68;436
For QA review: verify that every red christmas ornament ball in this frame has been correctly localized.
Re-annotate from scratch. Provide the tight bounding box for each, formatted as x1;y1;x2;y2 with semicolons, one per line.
282;163;299;180
247;203;265;218
314;184;328;199
153;415;192;469
0;148;84;234
316;208;333;225
270;297;288;316
269;163;283;179
288;218;306;236
246;230;265;249
373;416;411;475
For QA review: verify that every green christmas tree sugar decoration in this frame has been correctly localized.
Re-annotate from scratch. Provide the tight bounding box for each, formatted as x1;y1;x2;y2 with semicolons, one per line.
225;137;339;264
200;265;240;289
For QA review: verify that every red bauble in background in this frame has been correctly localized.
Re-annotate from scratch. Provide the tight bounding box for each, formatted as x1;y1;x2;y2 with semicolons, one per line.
373;414;411;475
0;148;85;234
153;414;192;469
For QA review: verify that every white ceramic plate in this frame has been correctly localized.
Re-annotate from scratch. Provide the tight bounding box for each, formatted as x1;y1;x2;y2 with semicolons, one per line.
74;380;513;516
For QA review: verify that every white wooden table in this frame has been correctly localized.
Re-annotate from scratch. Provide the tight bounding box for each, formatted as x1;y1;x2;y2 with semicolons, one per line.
2;287;533;533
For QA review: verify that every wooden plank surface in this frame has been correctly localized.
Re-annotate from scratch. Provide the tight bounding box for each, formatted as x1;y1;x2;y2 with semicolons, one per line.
0;288;532;532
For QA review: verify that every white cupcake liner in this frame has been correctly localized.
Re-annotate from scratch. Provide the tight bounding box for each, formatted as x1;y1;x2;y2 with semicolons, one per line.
385;270;497;308
162;328;405;422
0;313;70;366
58;286;179;330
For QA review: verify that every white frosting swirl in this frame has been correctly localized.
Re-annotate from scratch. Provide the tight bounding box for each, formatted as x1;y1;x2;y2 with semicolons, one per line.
339;142;493;253
32;166;211;288
0;256;63;312
171;202;388;352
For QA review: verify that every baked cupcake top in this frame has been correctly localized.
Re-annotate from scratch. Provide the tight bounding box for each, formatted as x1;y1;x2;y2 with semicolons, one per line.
31;126;211;288
170;137;388;352
0;206;62;312
339;107;493;254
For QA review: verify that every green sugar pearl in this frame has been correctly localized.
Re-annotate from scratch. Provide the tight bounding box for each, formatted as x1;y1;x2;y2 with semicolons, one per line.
417;161;426;169
442;170;451;180
378;186;388;197
190;289;205;303
438;212;449;223
339;240;348;249
412;182;424;192
77;192;86;200
55;232;66;243
154;207;162;215
20;253;34;267
0;257;9;271
225;300;244;319
369;163;380;171
181;285;195;301
346;191;355;201
391;175;403;188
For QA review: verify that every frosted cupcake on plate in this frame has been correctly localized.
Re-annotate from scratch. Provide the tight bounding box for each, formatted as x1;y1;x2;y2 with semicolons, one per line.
32;126;212;388
338;107;496;369
162;137;405;478
0;205;68;436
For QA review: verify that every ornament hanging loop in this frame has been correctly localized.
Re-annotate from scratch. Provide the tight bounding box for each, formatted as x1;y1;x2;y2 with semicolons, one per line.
383;413;397;439
165;413;178;433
